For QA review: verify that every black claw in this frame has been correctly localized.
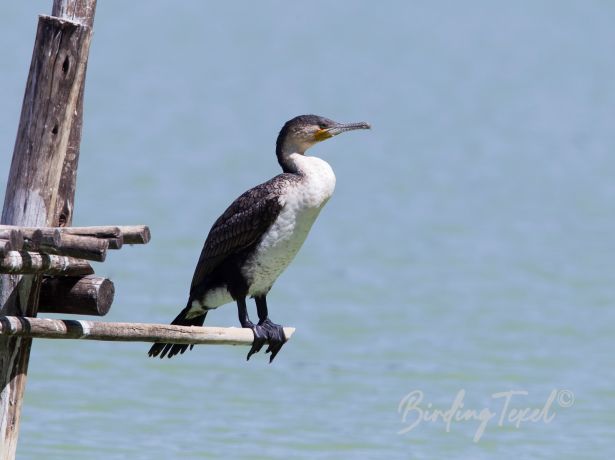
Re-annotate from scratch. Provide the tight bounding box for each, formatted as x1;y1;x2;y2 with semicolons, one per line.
247;324;267;360
245;319;287;362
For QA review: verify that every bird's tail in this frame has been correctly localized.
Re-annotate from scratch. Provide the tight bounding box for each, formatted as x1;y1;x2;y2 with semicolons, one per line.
148;303;207;359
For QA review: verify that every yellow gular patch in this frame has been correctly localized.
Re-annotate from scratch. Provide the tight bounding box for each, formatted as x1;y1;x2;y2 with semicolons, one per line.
314;129;333;141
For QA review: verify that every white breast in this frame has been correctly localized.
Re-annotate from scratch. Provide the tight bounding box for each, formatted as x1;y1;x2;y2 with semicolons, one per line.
243;155;336;296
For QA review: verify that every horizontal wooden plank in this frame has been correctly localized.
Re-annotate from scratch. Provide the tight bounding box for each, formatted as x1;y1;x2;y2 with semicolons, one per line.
0;317;295;346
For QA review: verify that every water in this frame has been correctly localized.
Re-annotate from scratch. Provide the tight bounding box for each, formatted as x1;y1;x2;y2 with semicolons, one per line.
1;1;614;458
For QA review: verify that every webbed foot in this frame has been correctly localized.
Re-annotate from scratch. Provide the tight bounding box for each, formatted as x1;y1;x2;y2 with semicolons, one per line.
246;319;287;363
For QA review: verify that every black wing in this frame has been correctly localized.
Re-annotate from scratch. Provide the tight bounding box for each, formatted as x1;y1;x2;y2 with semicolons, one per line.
189;174;295;294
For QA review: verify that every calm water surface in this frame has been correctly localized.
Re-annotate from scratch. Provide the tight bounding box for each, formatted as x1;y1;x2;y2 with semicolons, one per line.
1;1;614;459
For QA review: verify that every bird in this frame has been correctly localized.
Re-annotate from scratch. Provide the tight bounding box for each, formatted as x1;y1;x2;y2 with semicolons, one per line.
148;114;370;362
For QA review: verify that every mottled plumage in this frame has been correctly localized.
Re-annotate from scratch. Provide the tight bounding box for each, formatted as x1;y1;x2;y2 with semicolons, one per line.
189;174;299;295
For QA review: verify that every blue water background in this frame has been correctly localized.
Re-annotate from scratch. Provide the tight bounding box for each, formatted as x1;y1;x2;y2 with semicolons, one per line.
1;1;614;458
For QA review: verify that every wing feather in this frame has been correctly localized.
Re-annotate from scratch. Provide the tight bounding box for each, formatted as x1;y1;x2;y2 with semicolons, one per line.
189;175;294;294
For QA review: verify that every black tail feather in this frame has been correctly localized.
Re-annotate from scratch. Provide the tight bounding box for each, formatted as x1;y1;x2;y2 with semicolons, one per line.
148;304;207;359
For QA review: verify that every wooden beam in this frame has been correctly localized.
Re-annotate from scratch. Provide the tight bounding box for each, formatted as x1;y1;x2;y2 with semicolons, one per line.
0;317;296;347
64;225;152;245
21;229;62;252
0;3;95;454
0;252;93;276
58;226;145;247
0;225;150;247
0;227;56;251
114;225;151;244
55;226;127;249
19;231;107;261
36;233;108;262
38;275;114;316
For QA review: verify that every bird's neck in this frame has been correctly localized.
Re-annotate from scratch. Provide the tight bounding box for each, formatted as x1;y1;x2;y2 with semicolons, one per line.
276;145;306;174
277;148;336;206
277;134;322;173
279;150;330;175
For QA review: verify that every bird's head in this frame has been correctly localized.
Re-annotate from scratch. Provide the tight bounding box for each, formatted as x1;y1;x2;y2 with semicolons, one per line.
276;115;370;168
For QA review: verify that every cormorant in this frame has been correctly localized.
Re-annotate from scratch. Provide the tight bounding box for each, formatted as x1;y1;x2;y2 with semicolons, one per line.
148;115;370;362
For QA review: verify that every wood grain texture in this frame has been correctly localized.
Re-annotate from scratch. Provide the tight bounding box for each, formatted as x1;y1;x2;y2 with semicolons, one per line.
0;252;94;276
38;275;114;316
0;225;151;248
52;0;97;227
58;225;150;245
1;16;92;228
0;316;295;346
0;230;24;253
37;233;109;262
0;235;25;256
0;4;95;456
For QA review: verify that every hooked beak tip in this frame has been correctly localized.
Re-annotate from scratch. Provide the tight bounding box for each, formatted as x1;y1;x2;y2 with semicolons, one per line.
329;121;372;136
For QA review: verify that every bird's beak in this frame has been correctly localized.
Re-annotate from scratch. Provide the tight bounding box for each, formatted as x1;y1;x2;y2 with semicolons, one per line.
315;121;371;141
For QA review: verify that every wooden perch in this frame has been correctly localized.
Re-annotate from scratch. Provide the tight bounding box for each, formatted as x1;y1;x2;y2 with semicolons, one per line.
0;316;295;347
0;251;93;275
39;275;114;316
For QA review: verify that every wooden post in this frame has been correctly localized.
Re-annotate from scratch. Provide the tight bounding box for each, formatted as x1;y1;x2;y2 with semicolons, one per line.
51;0;98;227
0;1;96;456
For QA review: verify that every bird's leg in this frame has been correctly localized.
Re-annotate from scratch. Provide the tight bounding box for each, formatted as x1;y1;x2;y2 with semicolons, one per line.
238;297;267;361
254;295;287;362
238;296;286;362
237;297;254;329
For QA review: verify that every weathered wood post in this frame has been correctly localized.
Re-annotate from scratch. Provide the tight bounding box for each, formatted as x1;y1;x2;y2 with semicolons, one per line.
0;3;297;456
0;1;96;456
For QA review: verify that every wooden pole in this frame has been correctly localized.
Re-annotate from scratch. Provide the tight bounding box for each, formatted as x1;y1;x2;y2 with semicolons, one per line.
0;252;94;276
32;233;109;262
57;225;151;244
0;2;96;456
0;317;296;347
38;275;114;316
51;0;98;227
0;225;151;247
